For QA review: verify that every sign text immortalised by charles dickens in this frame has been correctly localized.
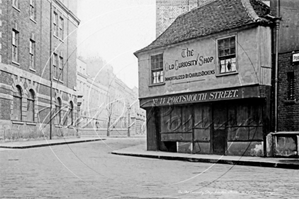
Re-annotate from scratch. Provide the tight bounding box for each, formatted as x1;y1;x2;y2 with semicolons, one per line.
164;48;215;81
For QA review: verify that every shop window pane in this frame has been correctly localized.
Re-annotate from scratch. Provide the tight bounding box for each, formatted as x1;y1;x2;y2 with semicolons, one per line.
160;107;171;133
182;106;192;132
228;127;249;141
236;104;248;126
249;126;263;140
170;107;182;132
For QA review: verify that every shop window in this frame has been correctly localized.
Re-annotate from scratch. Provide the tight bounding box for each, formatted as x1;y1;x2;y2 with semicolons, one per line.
12;85;22;121
218;36;236;74
151;54;164;84
55;97;62;125
29;39;35;69
29;0;36;21
287;72;295;100
27;89;35;122
12;28;19;63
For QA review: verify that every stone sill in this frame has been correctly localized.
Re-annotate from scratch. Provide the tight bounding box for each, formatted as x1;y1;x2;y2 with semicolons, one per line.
29;68;36;72
12;121;24;125
215;71;238;77
30;18;37;24
271;132;299;136
149;82;165;87
26;122;36;126
13;6;20;12
12;61;20;66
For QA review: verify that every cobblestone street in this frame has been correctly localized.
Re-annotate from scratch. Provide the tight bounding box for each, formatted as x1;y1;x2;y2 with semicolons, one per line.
0;138;298;199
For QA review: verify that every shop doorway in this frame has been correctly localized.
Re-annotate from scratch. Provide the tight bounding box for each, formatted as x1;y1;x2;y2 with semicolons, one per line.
212;103;227;155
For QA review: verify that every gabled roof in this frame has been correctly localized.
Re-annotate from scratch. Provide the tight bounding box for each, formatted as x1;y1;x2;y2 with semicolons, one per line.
135;0;271;56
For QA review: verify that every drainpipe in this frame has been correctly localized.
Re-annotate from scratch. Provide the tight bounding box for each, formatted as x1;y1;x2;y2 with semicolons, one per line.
49;0;53;140
274;0;280;133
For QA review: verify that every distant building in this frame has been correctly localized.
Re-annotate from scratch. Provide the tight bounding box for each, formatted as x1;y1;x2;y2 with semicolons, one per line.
0;0;80;140
135;0;273;156
156;0;271;38
156;0;211;37
76;57;146;136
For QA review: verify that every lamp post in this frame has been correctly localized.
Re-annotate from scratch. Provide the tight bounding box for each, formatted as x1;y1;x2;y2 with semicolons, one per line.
127;105;131;137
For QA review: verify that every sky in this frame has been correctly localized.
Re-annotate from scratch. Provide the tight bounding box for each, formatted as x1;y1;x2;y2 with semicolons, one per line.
77;0;156;89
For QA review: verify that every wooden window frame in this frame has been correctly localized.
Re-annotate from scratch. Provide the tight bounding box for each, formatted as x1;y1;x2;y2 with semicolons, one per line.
59;16;64;40
150;54;164;85
12;86;22;121
217;36;237;75
29;39;35;69
29;0;36;21
12;29;19;63
27;89;35;122
59;55;63;81
53;11;58;37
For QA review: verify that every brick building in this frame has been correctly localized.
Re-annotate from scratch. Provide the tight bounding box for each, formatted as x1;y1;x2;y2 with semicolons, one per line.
270;0;299;156
0;0;80;141
76;57;146;137
156;0;270;37
156;0;211;37
135;0;273;156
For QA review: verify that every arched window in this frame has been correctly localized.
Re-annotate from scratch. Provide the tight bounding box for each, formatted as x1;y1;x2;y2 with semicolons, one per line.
69;101;74;126
12;85;22;121
55;97;62;125
27;89;35;122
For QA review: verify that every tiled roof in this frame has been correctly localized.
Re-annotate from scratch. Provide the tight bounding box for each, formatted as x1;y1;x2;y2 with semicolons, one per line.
135;0;271;55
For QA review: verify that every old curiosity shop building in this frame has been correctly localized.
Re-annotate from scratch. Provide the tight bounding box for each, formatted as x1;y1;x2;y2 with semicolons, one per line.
134;0;277;156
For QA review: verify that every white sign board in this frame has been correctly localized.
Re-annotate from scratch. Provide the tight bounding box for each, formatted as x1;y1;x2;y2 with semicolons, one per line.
292;53;299;62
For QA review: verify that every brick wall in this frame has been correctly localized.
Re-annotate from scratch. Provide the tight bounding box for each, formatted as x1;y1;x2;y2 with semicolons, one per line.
0;0;80;141
277;51;299;131
156;0;212;37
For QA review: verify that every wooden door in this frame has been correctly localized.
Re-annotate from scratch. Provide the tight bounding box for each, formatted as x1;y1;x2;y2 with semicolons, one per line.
212;103;227;155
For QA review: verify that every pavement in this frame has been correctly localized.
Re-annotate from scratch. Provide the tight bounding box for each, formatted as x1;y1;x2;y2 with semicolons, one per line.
112;144;299;170
0;137;106;149
1;136;298;170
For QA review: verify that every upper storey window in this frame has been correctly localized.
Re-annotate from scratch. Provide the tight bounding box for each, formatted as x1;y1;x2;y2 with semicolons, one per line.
29;0;36;21
218;36;237;74
53;11;58;37
12;28;19;63
151;54;164;84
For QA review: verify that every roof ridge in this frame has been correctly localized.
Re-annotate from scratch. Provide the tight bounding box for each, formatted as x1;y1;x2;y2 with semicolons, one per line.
134;0;272;55
150;0;218;50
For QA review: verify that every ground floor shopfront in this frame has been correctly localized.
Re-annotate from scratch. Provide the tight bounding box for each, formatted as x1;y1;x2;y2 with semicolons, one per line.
141;85;271;156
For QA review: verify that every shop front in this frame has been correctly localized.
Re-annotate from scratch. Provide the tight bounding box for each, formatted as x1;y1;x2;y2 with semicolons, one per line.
141;85;270;156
